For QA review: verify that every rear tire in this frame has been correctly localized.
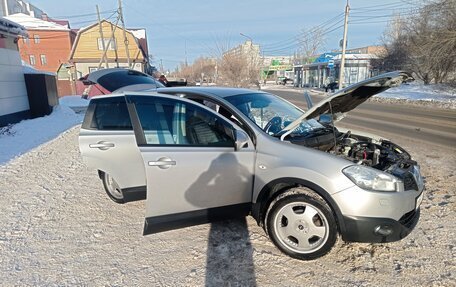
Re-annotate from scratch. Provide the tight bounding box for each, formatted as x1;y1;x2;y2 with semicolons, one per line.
101;172;125;204
265;187;337;260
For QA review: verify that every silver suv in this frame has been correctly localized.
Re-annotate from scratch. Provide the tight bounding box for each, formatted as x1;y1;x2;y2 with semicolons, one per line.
79;71;424;260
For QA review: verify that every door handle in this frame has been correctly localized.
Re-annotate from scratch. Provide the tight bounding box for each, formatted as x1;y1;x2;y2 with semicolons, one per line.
89;141;115;150
148;157;176;169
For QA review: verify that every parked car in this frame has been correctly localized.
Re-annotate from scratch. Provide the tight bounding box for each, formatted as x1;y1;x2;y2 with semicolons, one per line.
325;81;339;92
79;71;424;260
81;68;165;96
277;76;293;85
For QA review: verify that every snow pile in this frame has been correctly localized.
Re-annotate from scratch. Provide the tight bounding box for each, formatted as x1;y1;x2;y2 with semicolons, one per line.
377;82;456;101
373;83;456;108
59;95;89;107
0;106;83;165
59;95;89;113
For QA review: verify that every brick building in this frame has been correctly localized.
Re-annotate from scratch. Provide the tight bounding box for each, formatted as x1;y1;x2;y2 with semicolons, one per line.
5;13;76;74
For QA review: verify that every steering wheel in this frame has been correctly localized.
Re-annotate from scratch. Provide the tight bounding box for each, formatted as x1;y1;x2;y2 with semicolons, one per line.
263;116;282;134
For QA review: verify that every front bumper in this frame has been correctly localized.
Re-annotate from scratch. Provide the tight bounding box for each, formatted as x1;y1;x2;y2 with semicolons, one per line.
341;208;420;243
332;173;424;243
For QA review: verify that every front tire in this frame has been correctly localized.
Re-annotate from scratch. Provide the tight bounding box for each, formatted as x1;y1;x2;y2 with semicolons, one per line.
101;172;125;204
265;188;337;260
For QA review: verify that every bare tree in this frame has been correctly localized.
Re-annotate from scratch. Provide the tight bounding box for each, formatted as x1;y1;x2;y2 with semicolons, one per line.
374;15;410;72
218;50;261;88
215;40;261;88
172;36;261;88
378;0;456;84
172;57;217;84
297;27;327;64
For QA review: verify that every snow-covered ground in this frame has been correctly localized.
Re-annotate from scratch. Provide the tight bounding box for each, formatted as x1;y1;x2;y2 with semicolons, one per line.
0;96;88;166
373;82;456;108
379;82;456;102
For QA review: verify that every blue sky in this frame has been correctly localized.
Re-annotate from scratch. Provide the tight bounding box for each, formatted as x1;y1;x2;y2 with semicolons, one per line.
33;0;418;70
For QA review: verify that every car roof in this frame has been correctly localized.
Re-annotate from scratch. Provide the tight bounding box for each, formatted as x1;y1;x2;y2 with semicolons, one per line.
88;87;266;101
157;86;266;98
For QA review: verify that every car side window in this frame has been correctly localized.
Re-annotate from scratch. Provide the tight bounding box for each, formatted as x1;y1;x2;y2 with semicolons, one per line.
134;98;235;147
89;98;132;130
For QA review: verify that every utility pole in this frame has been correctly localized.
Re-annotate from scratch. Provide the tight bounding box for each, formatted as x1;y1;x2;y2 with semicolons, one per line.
96;5;109;68
110;22;120;67
185;40;188;67
118;0;131;68
338;0;350;90
160;59;164;73
200;60;204;84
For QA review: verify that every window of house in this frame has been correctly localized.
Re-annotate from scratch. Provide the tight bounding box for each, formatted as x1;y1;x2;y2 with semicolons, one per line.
23;37;29;44
97;38;116;50
34;35;40;44
29;55;36;65
40;54;47;65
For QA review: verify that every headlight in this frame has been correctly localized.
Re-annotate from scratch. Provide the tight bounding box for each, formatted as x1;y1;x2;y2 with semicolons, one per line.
343;165;403;192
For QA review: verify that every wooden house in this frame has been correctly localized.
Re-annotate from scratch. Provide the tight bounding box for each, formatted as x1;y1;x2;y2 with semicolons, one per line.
69;20;147;79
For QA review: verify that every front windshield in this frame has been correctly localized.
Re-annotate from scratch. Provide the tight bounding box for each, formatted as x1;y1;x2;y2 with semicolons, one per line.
225;92;325;136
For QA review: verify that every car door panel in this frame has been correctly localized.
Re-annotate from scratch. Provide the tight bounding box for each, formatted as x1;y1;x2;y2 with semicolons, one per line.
79;129;145;190
78;97;147;195
144;202;252;234
126;94;255;234
142;147;253;234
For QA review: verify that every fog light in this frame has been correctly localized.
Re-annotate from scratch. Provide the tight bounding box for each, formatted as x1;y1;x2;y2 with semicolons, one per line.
374;225;393;236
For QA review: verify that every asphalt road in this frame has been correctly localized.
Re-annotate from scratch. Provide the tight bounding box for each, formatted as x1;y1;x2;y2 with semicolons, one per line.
266;89;456;149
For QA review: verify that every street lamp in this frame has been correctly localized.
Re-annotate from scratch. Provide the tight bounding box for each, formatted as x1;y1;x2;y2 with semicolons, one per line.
240;33;252;42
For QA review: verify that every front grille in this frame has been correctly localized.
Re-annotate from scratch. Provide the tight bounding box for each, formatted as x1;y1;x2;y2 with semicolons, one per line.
399;209;418;228
403;173;418;191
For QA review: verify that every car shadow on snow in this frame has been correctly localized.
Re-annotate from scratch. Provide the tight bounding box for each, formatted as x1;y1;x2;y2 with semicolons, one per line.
182;153;257;285
205;218;257;286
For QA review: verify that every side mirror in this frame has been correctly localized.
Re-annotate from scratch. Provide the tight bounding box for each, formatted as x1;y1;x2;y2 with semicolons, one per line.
234;130;249;151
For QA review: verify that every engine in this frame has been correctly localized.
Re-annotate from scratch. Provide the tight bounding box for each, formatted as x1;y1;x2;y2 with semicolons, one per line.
286;123;422;191
334;131;415;169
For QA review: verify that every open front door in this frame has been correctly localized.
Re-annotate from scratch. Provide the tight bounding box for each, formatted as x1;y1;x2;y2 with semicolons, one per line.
127;94;255;235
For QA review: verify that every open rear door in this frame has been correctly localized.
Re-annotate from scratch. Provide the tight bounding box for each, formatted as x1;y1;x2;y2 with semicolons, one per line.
86;68;164;93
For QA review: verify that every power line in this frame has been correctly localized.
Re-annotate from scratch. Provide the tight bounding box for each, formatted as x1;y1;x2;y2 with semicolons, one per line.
262;24;344;54
261;20;345;54
51;9;117;19
262;18;345;53
121;1;215;58
351;1;412;11
348;2;452;25
260;12;345;49
64;10;118;28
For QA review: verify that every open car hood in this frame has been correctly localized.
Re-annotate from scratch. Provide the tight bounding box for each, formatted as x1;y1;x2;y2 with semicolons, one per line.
281;71;414;137
86;68;164;93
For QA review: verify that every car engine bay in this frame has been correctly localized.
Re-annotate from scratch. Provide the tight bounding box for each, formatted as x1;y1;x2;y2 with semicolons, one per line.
288;127;421;191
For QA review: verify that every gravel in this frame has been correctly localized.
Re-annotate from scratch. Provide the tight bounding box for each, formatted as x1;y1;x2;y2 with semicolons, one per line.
0;124;454;286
